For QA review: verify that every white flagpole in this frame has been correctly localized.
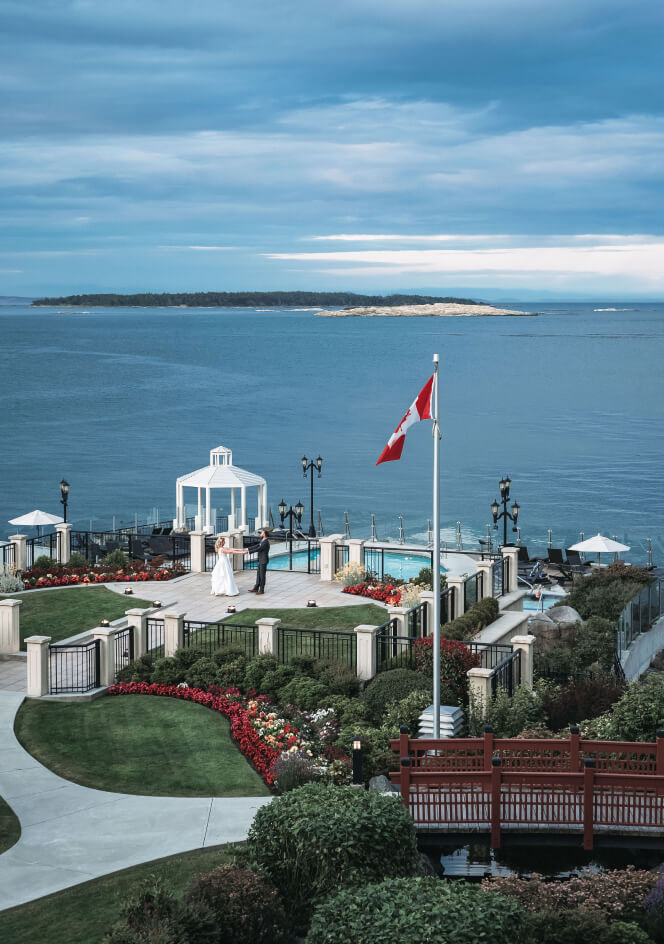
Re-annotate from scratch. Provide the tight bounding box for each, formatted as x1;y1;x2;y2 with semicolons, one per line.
432;353;441;738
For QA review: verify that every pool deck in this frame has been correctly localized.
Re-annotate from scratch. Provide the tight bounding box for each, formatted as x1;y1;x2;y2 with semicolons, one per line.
105;568;383;622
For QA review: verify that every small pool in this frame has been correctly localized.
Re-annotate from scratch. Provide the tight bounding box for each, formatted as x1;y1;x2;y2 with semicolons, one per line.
264;548;440;581
523;593;561;612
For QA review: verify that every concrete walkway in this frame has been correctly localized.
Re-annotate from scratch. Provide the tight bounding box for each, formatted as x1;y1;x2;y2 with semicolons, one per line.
0;691;271;911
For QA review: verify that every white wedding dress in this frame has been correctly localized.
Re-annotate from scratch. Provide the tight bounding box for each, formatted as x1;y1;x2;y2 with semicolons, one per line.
210;551;239;596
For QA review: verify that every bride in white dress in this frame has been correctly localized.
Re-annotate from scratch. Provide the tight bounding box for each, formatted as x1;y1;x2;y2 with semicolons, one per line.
210;536;247;597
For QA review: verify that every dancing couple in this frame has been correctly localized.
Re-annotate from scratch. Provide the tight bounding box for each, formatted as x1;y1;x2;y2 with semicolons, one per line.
210;529;271;597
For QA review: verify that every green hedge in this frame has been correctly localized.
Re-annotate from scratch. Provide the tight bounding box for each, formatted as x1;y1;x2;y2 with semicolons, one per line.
441;596;499;641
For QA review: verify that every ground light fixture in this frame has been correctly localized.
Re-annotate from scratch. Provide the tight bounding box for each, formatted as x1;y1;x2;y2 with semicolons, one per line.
100;618;110;627
60;479;70;523
226;605;236;613
301;454;323;537
124;587;133;595
351;737;363;785
152;600;162;608
307;600;317;607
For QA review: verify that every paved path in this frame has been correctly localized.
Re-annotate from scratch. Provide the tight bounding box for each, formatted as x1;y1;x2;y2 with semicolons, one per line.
0;691;271;911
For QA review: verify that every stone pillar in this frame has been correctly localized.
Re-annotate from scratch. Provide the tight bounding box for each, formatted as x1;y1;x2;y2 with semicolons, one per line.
9;534;27;572
256;617;280;656
319;534;343;582
163;610;186;657
26;635;51;697
0;599;22;653
55;522;72;565
387;606;409;648
446;576;465;618
92;626;116;687
501;546;519;593
475;560;494;599
125;607;153;659
510;634;535;689
347;539;365;568
227;530;244;571
189;531;206;573
418;590;434;636
354;624;378;680
467;667;494;713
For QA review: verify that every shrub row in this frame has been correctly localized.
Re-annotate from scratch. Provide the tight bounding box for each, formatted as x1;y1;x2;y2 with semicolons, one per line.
440;596;499;640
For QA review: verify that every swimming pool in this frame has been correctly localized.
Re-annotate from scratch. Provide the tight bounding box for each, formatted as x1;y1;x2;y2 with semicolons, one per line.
265;547;440;581
523;593;562;612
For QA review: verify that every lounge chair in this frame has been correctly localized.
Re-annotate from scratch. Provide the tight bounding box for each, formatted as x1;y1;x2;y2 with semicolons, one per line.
129;535;153;562
547;548;572;579
518;546;532;565
565;549;590;574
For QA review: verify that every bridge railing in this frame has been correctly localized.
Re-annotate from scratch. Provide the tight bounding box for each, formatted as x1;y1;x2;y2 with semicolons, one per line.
390;726;664;850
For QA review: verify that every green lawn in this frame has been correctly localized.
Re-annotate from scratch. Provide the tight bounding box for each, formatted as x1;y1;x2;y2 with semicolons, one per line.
14;696;270;797
223;603;388;630
0;796;20;855
0;586;152;648
0;843;236;944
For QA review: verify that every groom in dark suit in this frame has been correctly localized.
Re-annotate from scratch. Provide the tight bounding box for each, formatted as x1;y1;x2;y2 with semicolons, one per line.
247;529;270;594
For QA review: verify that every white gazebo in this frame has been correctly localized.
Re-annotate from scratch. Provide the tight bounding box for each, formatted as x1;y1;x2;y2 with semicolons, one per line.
174;446;268;534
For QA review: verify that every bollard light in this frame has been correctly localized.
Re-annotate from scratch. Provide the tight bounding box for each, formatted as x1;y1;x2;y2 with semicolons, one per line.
351;737;364;785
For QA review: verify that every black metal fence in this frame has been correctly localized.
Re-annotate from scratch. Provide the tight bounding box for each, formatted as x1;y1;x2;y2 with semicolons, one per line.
49;639;100;694
466;642;513;670
440;587;455;625
245;540;320;574
407;602;428;638
492;556;505;598
335;544;349;573
463;573;480;610
26;532;59;568
114;626;135;677
70;529;191;571
146;618;165;656
1;542;15;571
364;546;433;582
183;620;257;659
376;618;417;671
205;536;218;572
276;626;356;668
490;649;521;697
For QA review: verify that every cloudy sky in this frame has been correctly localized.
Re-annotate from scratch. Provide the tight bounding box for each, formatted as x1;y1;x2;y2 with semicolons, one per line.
3;0;664;298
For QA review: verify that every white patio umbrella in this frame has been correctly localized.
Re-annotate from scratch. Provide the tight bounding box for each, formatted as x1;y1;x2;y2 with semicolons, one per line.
9;510;64;528
568;533;630;565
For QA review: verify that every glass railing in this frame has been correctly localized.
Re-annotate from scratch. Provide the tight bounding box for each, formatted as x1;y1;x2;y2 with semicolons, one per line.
616;580;664;653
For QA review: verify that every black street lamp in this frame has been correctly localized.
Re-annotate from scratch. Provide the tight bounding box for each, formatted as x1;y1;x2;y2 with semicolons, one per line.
278;499;305;568
491;475;520;547
60;479;70;523
301;455;323;537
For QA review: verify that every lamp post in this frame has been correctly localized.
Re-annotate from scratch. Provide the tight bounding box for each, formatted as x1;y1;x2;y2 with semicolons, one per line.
491;475;520;547
60;479;70;523
301;455;323;538
278;498;304;569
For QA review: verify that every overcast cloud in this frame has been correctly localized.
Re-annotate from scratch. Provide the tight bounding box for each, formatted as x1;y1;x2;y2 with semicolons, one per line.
1;0;663;297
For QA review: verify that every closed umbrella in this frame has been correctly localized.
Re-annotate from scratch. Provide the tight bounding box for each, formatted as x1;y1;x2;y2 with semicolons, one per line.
567;533;630;565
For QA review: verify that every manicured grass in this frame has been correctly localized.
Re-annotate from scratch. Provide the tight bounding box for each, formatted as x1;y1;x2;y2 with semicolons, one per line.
14;696;270;797
2;586;152;649
0;796;20;854
223;603;388;630
0;843;236;944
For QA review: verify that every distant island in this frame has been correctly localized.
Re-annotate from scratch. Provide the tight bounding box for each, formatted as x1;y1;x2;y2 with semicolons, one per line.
31;291;479;308
319;302;533;318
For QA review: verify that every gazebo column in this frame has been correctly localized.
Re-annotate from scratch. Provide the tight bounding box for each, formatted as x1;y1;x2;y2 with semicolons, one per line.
205;486;211;531
262;484;268;529
230;488;236;529
240;487;247;532
197;487;203;530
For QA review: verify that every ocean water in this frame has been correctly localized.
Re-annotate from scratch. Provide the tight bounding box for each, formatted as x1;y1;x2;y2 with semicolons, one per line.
1;301;663;564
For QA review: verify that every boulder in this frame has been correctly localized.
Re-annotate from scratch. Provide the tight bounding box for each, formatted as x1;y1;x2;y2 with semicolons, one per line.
368;774;395;793
547;605;583;626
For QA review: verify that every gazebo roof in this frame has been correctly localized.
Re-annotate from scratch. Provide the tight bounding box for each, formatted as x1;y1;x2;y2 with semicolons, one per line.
176;446;266;489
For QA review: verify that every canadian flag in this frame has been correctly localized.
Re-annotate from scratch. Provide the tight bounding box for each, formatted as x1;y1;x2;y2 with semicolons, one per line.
376;375;435;465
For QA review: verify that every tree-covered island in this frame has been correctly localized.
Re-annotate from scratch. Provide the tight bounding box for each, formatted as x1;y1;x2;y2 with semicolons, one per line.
31;291;478;308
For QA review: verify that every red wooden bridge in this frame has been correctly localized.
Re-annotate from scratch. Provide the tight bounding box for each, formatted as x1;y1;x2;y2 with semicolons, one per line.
390;727;664;850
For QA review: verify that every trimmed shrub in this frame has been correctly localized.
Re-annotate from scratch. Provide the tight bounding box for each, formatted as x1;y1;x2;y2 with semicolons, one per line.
184;658;219;691
468;685;546;737
103;881;205;944
102;548;130;569
185;866;290;944
362;668;431;721
440;596;500;641
33;554;54;569
272;750;321;793
583;673;664;741
412;565;434;588
306;877;523;944
116;653;155;683
520;908;628;944
337;723;398;779
172;647;206;673
541;676;626;731
151;657;183;686
211;644;248;667
413;637;480;701
259;664;297;698
247;783;420;925
324;694;369;725
383;689;435;734
0;574;25;592
214;657;248;688
312;658;361;698
243;654;279;692
558;562;653;621
277;676;330;711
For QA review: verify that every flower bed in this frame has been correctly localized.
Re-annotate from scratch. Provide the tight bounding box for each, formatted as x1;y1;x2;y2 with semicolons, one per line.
107;683;348;788
21;563;182;589
342;582;402;605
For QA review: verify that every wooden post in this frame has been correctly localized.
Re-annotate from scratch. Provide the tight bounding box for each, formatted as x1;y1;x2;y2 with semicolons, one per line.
490;757;502;849
570;725;580;771
583;758;595;851
483;724;494;770
399;757;411;807
657;730;664;776
399;725;410;760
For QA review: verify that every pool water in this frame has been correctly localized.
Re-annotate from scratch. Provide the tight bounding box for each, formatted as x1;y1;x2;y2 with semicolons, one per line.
523;593;561;612
265;548;439;581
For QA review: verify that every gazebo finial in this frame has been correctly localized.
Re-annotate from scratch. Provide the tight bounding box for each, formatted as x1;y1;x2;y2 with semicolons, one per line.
210;446;233;467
